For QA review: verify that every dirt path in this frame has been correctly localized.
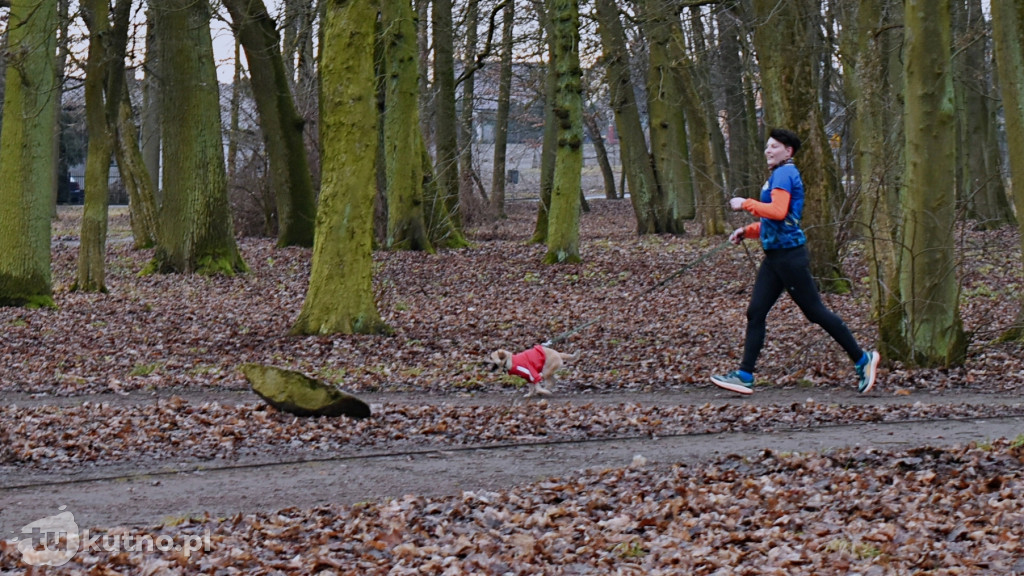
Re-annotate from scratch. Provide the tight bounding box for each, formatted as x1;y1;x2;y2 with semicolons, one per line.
3;387;1022;532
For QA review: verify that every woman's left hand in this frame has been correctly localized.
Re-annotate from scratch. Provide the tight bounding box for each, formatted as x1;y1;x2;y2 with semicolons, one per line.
729;197;746;211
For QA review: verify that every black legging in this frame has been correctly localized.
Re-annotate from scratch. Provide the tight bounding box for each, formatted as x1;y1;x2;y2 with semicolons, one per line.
741;245;863;374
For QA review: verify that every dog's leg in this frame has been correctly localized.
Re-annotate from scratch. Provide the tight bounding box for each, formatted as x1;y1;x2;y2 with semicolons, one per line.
525;383;536;397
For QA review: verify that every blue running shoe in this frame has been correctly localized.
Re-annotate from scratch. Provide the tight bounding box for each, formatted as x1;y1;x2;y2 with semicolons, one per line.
711;371;754;395
856;351;880;393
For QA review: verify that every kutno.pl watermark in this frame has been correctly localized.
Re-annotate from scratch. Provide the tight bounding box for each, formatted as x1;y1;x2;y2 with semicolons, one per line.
8;506;212;567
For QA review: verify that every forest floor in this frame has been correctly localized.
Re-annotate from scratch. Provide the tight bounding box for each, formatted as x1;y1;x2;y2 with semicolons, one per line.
1;201;1023;574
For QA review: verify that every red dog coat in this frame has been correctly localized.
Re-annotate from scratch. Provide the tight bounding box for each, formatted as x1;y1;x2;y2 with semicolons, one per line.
508;345;546;383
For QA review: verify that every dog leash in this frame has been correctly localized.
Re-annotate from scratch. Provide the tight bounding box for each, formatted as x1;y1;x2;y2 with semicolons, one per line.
543;238;733;346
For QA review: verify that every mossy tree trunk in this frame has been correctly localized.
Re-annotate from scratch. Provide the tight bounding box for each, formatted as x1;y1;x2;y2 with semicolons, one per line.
291;0;390;336
381;0;433;252
115;85;159;249
642;0;692;233
851;0;907;360
673;36;727;237
431;0;464;237
990;0;1024;341
899;0;967;367
531;0;558;244
753;0;845;291
543;0;583;264
77;0;130;293
594;0;664;234
77;0;114;293
0;0;59;308
223;0;317;248
150;0;246;275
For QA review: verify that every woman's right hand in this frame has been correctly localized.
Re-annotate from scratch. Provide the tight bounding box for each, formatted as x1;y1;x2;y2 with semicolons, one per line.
729;228;745;245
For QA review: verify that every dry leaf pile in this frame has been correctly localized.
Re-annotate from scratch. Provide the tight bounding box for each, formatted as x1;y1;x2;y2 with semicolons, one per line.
4;441;1022;574
5;201;1021;397
2;398;1023;471
1;202;1022;574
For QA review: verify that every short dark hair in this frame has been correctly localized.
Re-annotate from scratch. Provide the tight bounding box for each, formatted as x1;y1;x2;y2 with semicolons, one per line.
769;128;801;155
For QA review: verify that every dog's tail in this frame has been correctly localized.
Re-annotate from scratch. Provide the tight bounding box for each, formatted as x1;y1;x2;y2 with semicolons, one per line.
558;352;576;361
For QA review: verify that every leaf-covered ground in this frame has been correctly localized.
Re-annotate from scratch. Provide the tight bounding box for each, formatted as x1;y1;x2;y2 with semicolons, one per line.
9;201;1023;397
1;201;1023;574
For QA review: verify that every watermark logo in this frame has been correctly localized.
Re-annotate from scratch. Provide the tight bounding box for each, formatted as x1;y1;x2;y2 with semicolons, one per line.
12;505;80;567
8;507;211;567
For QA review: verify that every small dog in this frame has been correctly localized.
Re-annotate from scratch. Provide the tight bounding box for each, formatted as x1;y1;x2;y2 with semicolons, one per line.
485;345;575;397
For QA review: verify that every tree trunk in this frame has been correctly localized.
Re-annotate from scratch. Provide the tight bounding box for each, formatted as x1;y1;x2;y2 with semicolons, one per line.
115;84;159;249
432;0;464;233
227;40;242;179
753;0;845;291
0;0;59;308
688;7;729;205
381;0;433;252
900;0;967;366
583;105;617;199
543;0;583;264
642;0;693;233
458;0;480;214
957;0;1014;229
52;0;70;215
223;0;317;248
531;0;557;244
594;0;664;234
292;0;389;336
676;53;727;237
150;0;246;275
990;0;1024;341
416;0;433;145
489;0;515;220
141;6;161;200
851;0;907;360
718;4;761;198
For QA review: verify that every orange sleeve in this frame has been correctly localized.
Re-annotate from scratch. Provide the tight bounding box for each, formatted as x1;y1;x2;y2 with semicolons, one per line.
741;189;790;221
743;222;760;239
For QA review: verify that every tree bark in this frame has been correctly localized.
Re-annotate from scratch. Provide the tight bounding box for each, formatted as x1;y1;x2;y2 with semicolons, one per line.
531;0;557;244
432;0;464;232
489;0;515;219
594;0;664;234
292;0;389;336
642;0;693;233
223;0;317;248
150;0;246;275
990;0;1024;341
956;0;1014;229
0;0;59;307
115;83;159;249
381;0;433;252
717;4;761;198
543;0;583;264
753;0;845;291
900;0;967;366
141;6;161;202
850;0;907;360
583;105;617;199
458;0;480;213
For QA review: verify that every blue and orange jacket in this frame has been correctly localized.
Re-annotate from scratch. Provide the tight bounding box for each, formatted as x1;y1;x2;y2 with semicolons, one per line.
738;161;807;251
